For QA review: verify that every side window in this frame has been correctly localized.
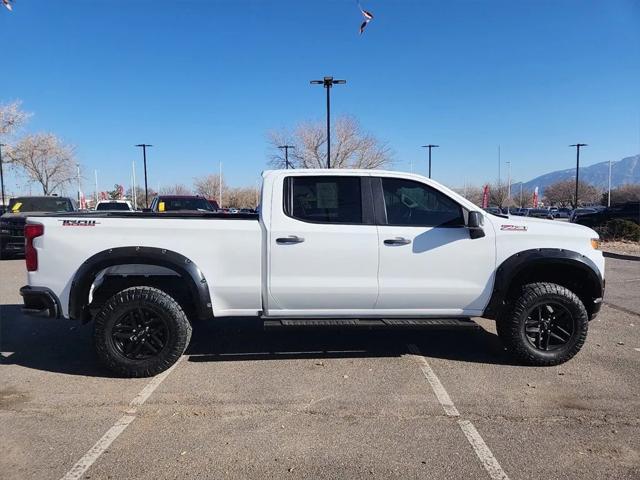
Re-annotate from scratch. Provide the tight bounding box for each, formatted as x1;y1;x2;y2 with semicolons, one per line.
285;176;363;224
381;178;464;227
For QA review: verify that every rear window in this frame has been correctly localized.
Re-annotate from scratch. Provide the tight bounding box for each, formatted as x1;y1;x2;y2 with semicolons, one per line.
96;202;131;211
158;198;214;212
8;197;73;213
285;176;362;224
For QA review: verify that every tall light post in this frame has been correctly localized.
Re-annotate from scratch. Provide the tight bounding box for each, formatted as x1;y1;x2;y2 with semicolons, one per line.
278;145;295;169
421;144;439;179
310;76;346;168
569;143;587;208
506;161;511;201
0;143;6;208
607;158;612;207
135;144;152;208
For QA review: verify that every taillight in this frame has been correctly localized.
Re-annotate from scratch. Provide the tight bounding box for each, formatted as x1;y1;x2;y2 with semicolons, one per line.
25;223;44;272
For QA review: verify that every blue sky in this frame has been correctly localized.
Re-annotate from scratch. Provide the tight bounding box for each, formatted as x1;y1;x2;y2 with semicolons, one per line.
2;0;639;194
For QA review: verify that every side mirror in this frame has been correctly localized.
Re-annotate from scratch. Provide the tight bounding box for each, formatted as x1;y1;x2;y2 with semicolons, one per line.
467;211;485;239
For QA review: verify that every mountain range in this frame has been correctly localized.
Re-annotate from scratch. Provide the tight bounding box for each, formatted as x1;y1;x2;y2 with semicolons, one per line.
515;154;639;195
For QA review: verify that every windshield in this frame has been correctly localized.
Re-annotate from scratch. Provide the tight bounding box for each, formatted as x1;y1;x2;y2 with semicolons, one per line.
96;202;131;211
7;197;73;213
160;198;214;212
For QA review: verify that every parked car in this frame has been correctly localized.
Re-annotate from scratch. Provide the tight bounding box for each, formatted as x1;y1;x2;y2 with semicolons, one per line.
483;206;503;216
95;200;134;212
552;207;573;219
1;196;76;258
570;208;597;223
508;207;529;216
526;208;554;220
575;201;640;228
20;169;604;376
149;195;215;213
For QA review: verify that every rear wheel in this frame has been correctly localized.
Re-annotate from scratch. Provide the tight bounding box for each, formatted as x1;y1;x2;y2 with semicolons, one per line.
497;282;588;366
94;286;191;377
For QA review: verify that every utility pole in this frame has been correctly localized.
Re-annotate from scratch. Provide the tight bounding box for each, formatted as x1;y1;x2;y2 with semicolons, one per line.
310;76;346;168
132;160;137;210
498;145;501;185
421;145;439;179
219;161;223;208
569;143;587;208
607;158;612;207
0;143;6;208
135;144;152;208
278;145;295;169
76;163;81;205
94;170;98;206
506;161;511;201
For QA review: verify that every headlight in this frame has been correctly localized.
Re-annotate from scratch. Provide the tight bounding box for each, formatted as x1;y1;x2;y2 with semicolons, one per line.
590;238;600;250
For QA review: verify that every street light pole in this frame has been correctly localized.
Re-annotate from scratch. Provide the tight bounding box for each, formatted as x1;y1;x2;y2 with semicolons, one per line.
310;76;346;169
421;145;439;179
135;144;153;208
569;143;587;208
278;145;295;169
607;158;612;207
0;143;6;208
506;161;511;201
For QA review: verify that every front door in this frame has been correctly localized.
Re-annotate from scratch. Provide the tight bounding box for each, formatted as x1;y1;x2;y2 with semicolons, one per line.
374;176;496;316
266;174;379;316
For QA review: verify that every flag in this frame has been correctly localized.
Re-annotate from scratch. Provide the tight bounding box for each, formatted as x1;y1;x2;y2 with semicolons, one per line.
533;187;539;208
358;4;373;34
482;185;490;208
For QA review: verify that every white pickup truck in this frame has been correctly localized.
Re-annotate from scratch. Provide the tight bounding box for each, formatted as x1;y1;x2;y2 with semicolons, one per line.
20;169;605;377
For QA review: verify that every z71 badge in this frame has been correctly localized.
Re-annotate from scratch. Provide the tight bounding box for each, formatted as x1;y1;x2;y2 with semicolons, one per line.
59;219;100;227
501;224;527;231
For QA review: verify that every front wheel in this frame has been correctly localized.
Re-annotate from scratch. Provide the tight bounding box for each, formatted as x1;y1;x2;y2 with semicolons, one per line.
94;287;192;377
497;282;588;366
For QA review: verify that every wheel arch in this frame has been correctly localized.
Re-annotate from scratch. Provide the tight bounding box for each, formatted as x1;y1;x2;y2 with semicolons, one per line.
69;246;213;323
484;249;604;320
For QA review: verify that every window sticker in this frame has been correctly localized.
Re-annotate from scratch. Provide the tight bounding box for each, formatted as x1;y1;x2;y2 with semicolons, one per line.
316;182;338;209
158;201;165;212
11;202;22;212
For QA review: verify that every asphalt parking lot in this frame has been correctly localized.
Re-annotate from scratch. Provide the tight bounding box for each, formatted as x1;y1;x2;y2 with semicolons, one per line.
1;256;639;480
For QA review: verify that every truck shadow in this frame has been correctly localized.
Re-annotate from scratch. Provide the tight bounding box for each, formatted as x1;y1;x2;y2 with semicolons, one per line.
0;304;516;378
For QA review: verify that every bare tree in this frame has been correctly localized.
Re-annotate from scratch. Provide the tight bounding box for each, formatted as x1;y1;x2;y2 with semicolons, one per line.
512;186;534;208
488;182;510;208
160;184;191;195
7;133;77;195
603;184;640;205
193;174;226;204
268;116;393;169
0;100;31;138
225;186;260;209
543;179;601;207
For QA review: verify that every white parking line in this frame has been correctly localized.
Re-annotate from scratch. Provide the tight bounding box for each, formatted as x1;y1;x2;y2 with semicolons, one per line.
407;344;510;480
60;357;183;480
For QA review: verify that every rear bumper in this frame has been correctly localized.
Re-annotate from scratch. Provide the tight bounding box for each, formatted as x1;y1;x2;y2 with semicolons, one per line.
20;286;61;319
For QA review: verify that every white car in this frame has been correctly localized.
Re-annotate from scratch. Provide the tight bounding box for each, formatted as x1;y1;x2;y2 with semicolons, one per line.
19;169;604;376
95;200;134;212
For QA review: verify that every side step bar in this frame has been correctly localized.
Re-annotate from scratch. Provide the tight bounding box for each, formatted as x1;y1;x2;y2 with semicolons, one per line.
263;317;479;330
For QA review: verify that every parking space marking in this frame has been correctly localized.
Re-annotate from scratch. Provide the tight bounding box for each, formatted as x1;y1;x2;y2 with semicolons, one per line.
407;344;510;480
60;357;184;480
407;343;459;417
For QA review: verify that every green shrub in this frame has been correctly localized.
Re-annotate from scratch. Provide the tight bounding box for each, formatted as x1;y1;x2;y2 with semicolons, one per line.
595;219;640;242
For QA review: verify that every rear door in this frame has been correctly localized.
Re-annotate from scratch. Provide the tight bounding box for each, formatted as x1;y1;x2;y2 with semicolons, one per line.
374;176;496;315
266;174;379;316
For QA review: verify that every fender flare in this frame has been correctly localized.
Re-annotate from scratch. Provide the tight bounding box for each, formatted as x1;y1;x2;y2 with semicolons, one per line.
483;248;604;319
68;246;212;322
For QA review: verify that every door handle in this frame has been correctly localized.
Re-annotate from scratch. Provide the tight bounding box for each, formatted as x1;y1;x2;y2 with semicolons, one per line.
276;235;305;245
384;237;411;246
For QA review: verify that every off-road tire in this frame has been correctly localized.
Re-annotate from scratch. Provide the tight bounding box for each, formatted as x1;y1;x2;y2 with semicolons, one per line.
94;286;191;377
497;282;588;366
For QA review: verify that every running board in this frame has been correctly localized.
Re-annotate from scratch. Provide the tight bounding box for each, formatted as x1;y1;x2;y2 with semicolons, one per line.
263;317;479;330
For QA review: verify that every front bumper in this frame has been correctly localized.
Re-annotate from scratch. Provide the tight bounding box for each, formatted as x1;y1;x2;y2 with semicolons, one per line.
0;234;25;255
20;286;61;319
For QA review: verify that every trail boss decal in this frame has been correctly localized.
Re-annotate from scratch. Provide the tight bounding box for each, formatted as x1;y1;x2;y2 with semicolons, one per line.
501;224;527;232
59;220;100;227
